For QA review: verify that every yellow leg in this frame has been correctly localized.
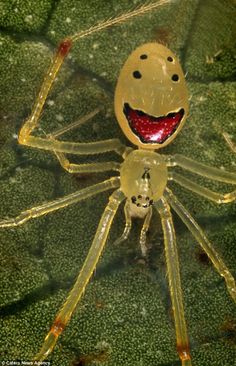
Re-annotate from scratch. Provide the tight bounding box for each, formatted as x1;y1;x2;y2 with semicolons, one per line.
48;109;122;173
48;109;101;139
155;198;192;366
168;172;236;203
18;2;170;157
69;1;171;43
165;188;236;303
54;151;120;173
222;132;236;153
140;207;152;257
114;201;132;245
167;154;236;184
17;36;126;156
20;131;126;156
0;177;119;228
33;189;125;361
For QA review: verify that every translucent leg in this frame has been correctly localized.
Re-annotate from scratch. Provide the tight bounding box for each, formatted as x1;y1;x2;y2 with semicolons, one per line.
155;198;192;366
54;151;120;173
164;188;236;303
33;189;125;361
0;177;119;228
17;38;126;156
47;109;121;173
113;201;131;245
69;1;171;43
18;2;170;157
140;207;152;257
48;109;100;139
166;154;236;184
222;132;236;153
168;172;236;203
20;132;127;156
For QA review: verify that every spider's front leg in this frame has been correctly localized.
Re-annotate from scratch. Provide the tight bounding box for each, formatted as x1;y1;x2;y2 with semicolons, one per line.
165;188;236;303
33;189;125;361
155;198;192;366
114;201;152;257
139;207;153;257
166;155;236;302
114;201;132;245
0;178;120;228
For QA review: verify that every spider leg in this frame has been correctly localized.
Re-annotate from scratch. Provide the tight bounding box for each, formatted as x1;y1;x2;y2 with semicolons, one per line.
114;201;132;245
0;177;119;228
33;189;125;361
18;39;128;157
164;188;236;303
140;207;152;257
53;150;120;173
222;132;236;153
168;172;236;203
18;1;170;157
166;154;236;184
18;2;167;159
155;198;192;366
48;109;122;173
48;109;101;139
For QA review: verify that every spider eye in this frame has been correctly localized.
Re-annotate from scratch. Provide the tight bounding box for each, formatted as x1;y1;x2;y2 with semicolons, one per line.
131;196;136;203
140;54;148;59
133;70;142;79
167;56;173;62
172;74;179;82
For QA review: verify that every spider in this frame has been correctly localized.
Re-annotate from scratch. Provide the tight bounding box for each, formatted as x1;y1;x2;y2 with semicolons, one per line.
0;2;235;365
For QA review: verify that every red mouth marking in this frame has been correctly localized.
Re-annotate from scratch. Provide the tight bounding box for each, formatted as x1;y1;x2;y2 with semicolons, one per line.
123;103;184;144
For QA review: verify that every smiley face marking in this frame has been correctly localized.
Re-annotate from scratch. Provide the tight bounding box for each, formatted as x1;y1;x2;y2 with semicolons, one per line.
115;43;189;149
124;103;184;144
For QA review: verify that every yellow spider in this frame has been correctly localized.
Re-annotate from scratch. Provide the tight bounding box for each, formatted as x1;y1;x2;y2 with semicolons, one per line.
0;2;235;365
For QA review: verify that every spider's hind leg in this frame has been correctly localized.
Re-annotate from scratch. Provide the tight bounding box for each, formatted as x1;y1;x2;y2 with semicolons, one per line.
222;132;236;153
19;1;168;157
18;40;127;157
48;109;122;174
54;150;121;174
48;109;101;140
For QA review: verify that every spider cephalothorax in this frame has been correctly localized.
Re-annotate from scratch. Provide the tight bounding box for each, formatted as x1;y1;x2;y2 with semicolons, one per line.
131;167;154;208
115;43;189;149
131;194;153;208
120;149;168;211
